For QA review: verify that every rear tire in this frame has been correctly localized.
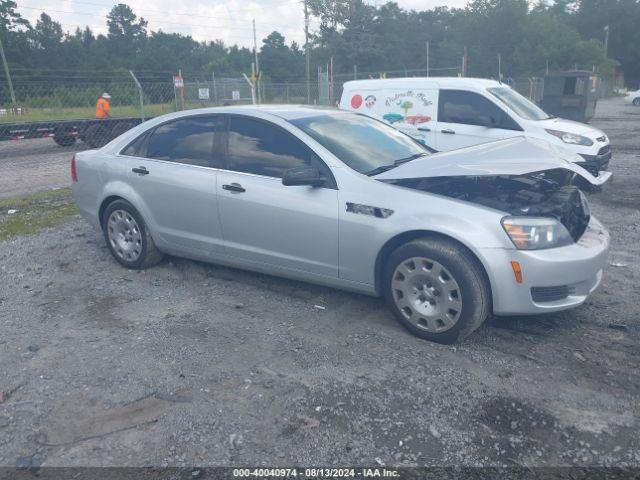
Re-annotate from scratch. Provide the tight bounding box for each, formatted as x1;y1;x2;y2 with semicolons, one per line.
102;199;164;269
383;237;491;344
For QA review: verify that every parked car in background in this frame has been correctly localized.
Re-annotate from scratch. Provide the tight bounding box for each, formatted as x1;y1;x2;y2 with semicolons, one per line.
340;77;612;180
624;89;640;106
72;106;609;344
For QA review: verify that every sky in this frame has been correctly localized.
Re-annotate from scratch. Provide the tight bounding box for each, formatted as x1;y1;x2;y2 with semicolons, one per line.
17;0;470;48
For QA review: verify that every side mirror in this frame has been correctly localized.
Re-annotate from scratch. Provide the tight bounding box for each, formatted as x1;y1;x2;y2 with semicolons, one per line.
282;166;326;187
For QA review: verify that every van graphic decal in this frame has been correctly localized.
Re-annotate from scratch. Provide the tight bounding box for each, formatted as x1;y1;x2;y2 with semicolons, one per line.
351;94;363;109
405;115;431;125
385;90;432;107
382;113;404;124
364;95;376;108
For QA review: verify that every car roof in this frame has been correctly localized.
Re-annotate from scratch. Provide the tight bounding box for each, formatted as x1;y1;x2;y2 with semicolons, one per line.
161;104;347;122
342;76;503;91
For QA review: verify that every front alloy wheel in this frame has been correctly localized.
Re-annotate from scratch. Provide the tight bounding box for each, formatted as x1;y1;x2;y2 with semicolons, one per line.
391;256;462;333
383;237;491;344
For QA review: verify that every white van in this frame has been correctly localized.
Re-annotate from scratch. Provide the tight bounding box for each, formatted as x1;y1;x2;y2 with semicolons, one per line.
339;77;611;179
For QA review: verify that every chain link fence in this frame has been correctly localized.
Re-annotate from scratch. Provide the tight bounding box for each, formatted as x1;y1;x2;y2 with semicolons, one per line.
0;67;618;148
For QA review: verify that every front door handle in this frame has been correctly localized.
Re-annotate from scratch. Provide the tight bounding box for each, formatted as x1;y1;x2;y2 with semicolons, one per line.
417;127;431;132
222;183;245;193
441;129;456;134
132;166;149;175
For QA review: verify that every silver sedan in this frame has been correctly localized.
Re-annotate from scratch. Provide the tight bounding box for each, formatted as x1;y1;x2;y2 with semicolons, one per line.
71;106;609;343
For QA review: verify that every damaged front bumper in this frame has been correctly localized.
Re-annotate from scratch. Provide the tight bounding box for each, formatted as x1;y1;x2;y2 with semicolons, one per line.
577;145;612;181
480;216;610;315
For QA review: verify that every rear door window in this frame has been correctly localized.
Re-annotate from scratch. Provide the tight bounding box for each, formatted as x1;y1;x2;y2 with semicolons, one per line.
145;116;223;168
439;90;519;129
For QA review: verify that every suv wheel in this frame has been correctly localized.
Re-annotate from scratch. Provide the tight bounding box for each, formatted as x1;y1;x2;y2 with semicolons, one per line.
102;199;164;269
383;237;491;344
633;97;640;106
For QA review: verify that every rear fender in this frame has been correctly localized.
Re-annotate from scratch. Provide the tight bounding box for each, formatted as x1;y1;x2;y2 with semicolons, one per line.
99;181;158;234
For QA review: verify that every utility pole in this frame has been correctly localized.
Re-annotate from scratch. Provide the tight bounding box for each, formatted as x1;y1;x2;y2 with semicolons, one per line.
253;19;261;105
304;0;311;104
0;34;16;107
426;41;430;77
603;25;610;57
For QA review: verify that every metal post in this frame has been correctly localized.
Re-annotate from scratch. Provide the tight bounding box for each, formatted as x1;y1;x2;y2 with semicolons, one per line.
497;53;502;82
129;70;145;121
253;19;261;105
426;41;430;77
304;0;311;104
603;25;610;57
353;65;357;80
212;71;218;105
0;34;16;107
243;73;256;105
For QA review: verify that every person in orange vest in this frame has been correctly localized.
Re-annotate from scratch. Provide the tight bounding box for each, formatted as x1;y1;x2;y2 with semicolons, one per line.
95;92;111;119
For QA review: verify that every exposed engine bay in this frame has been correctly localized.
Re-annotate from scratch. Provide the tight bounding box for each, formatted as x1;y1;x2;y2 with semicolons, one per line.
385;169;591;241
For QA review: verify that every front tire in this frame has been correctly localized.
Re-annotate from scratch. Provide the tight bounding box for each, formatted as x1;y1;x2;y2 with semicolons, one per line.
633;97;640;106
102;199;164;269
383;237;491;344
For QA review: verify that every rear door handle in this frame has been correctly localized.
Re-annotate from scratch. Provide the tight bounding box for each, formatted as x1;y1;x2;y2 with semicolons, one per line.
441;129;456;134
222;183;245;193
132;166;149;175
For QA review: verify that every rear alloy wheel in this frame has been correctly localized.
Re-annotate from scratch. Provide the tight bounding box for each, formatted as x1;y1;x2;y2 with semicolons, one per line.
384;237;491;344
633;97;640;106
102;199;163;269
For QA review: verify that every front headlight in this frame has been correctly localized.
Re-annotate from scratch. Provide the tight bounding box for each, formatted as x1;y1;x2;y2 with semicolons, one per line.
501;217;574;250
546;129;594;146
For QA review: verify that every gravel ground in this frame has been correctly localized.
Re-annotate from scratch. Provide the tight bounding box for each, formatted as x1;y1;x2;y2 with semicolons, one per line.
0;138;80;200
0;98;638;469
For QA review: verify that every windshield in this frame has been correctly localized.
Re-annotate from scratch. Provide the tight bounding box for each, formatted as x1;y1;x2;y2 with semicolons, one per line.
488;86;551;121
290;113;429;175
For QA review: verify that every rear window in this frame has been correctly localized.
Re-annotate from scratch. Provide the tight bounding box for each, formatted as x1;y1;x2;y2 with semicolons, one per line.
145;116;223;168
121;132;148;157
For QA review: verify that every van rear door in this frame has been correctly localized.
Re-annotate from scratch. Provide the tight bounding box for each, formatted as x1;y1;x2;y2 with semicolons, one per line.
435;89;520;151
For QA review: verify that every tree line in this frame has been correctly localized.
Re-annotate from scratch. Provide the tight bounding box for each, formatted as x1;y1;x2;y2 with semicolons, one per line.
0;0;639;88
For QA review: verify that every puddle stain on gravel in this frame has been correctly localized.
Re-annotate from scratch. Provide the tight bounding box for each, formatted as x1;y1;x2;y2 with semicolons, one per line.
86;295;125;328
41;394;175;447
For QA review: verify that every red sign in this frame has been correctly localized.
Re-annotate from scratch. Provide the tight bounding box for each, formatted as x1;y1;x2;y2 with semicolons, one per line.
351;94;363;109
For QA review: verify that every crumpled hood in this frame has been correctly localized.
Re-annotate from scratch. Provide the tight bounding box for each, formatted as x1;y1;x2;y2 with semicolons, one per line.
536;117;605;138
374;136;611;186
